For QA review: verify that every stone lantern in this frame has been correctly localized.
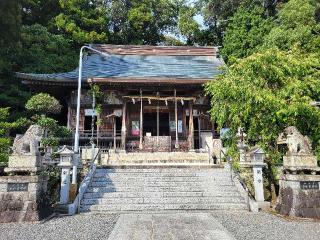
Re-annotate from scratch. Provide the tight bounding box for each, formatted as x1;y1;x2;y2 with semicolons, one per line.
57;145;75;204
249;147;266;202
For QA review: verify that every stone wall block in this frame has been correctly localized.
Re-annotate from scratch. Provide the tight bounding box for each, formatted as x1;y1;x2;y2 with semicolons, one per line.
7;199;23;211
0;199;9;212
23;211;41;222
0;211;16;223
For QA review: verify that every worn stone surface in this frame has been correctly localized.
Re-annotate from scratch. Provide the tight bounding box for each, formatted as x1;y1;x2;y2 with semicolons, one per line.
11;125;42;156
5;125;44;174
0;211;319;240
277;126;317;168
276;174;320;218
81;166;247;212
0;213;119;240
108;212;236;240
103;151;211;165
0;175;50;223
212;211;320;240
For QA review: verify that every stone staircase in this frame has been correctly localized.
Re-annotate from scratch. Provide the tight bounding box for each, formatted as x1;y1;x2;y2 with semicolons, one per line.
80;166;248;212
102;151;211;165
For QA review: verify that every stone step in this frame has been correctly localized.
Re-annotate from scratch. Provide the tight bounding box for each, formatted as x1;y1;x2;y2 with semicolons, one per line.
107;160;210;164
83;191;242;199
96;165;228;174
80;166;247;213
81;196;245;205
86;185;239;193
91;177;233;183
89;181;235;188
92;174;230;180
93;172;230;177
81;203;248;212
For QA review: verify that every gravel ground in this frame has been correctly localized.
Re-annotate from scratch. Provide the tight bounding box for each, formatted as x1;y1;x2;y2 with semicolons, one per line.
0;213;119;240
212;211;320;240
0;211;319;240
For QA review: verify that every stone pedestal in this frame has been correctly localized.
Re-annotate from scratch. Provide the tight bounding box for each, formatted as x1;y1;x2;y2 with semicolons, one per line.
276;173;320;218
5;154;43;174
283;154;317;168
0;175;50;223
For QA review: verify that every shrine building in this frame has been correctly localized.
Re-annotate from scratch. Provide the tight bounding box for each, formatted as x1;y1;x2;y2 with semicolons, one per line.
17;45;224;152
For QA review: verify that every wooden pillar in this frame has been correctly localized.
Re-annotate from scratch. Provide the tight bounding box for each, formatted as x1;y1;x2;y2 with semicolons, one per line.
188;100;194;150
139;89;143;149
198;115;201;149
67;106;71;129
174;89;178;149
157;93;159;147
182;106;186;138
121;102;127;150
113;117;116;151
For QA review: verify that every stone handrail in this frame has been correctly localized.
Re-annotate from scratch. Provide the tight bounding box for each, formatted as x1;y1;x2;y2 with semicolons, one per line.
66;148;101;215
227;158;258;212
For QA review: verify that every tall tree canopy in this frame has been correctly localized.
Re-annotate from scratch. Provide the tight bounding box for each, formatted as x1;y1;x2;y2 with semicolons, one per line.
205;49;320;161
18;24;77;73
107;0;182;45
221;6;273;64
0;0;21;74
55;0;108;45
263;0;320;55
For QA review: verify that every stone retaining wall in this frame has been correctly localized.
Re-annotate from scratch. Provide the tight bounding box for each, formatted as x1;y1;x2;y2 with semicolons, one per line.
276;174;320;218
0;175;51;223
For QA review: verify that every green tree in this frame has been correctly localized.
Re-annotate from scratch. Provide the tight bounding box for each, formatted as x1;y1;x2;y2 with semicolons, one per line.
0;108;28;163
21;0;61;27
205;49;320;164
18;24;77;73
55;0;108;45
178;6;200;45
107;0;182;45
263;0;320;55
26;93;62;115
0;0;21;74
25;93;70;147
221;6;273;64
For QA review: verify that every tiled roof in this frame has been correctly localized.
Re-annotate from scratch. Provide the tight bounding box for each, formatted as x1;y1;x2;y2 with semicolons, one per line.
17;45;224;84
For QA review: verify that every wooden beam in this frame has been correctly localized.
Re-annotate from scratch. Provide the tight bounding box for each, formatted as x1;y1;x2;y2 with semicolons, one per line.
123;95;196;101
113;117;116;151
157;93;159;147
198;116;201;149
121;102;127;150
92;44;217;56
188;100;194;150
92;77;209;85
139;89;143;150
174;89;178;149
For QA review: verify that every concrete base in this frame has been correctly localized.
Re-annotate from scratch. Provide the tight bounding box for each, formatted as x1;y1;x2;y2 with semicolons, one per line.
276;174;320;218
257;201;271;211
0;175;51;223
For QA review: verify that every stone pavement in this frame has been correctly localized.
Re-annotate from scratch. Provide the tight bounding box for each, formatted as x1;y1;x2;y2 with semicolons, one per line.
108;212;235;240
0;211;319;240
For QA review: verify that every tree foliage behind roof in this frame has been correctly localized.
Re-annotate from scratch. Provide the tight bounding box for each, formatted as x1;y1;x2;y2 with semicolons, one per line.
221;6;274;64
